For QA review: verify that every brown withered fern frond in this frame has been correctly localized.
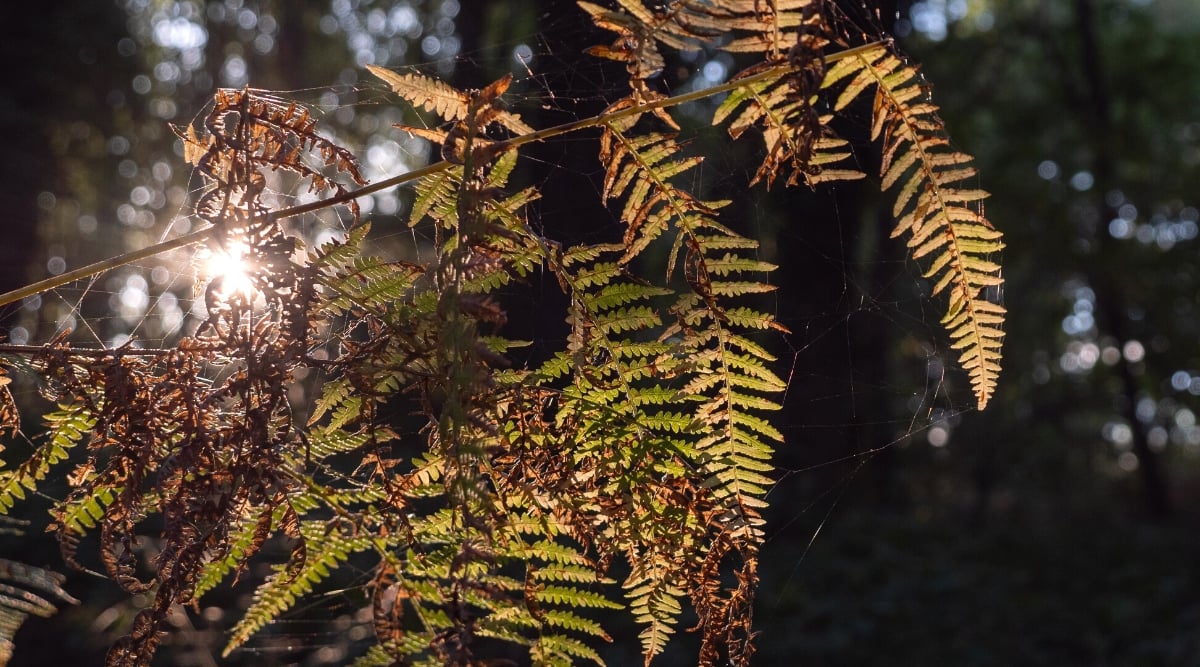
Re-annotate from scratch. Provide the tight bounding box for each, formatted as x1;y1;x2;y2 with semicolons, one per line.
6;88;369;667
581;0;827;74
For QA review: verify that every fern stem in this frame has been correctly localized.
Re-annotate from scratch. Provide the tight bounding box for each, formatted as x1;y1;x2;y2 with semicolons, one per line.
0;344;178;356
0;228;214;309
0;41;886;311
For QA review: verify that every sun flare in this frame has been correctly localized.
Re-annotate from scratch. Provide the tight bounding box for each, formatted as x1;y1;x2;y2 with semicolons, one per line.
200;242;256;300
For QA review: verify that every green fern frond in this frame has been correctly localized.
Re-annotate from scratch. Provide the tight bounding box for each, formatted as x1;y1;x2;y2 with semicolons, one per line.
596;306;663;336
348;644;401;667
312;224;426;323
54;483;118;535
317;254;423;316
828;44;1005;407
624;567;684;662
535;586;622;611
307;377;358;428
532;632;607;666
703;254;777;276
534;564;606;586
540;609;610;637
191;482;387;603
224;520;391;656
512;539;595;566
664;257;784;527
0;403;94;512
581;282;674;312
571;260;625;290
408;150;531;256
309;222;372;270
409;164;463;228
192;506;270;599
303;427;373;460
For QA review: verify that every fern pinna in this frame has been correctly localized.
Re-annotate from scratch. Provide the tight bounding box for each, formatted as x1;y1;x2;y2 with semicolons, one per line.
0;1;1003;666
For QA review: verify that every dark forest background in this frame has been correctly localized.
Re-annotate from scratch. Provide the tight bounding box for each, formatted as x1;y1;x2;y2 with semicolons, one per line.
2;0;1200;664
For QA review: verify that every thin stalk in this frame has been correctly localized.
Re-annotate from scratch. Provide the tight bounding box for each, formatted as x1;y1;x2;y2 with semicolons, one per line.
0;41;885;310
0;228;213;309
0;344;177;357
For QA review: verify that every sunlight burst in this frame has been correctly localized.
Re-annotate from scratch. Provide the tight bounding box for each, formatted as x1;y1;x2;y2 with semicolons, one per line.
200;242;256;300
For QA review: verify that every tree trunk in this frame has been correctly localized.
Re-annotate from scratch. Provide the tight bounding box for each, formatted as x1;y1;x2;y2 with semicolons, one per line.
1073;0;1172;518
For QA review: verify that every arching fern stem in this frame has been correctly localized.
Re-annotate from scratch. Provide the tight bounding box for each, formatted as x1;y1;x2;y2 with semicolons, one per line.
0;41;886;311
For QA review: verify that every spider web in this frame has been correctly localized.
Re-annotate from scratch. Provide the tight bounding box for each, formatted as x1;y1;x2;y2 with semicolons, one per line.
0;4;984;663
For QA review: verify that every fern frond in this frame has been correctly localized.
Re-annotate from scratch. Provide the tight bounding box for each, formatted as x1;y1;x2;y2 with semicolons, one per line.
192;506;271;599
535;585;621;611
828;44;1005;407
53;482;118;535
304;427;373;459
579;1;669;84
532;632;607;666
0;13;1009;667
367;65;533;136
0;368;18;439
509;537;587;564
307;377;359;428
0;559;78;666
504;74;789;663
624;566;684;662
192;482;382;606
348;644;402;667
716;0;825;56
713;21;867;189
582;0;823;71
408;164;463;229
598;124;720;273
317;252;423;317
224;520;390;655
715;76;861;187
0;403;93;512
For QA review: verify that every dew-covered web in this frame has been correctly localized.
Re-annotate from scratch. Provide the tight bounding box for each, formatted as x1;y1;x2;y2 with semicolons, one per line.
2;2;988;661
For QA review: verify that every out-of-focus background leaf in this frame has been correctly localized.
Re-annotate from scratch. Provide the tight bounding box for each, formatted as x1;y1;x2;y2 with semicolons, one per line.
1;0;1198;664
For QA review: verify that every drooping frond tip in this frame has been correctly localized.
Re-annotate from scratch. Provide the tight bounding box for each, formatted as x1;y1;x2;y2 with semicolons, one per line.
825;45;1004;408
